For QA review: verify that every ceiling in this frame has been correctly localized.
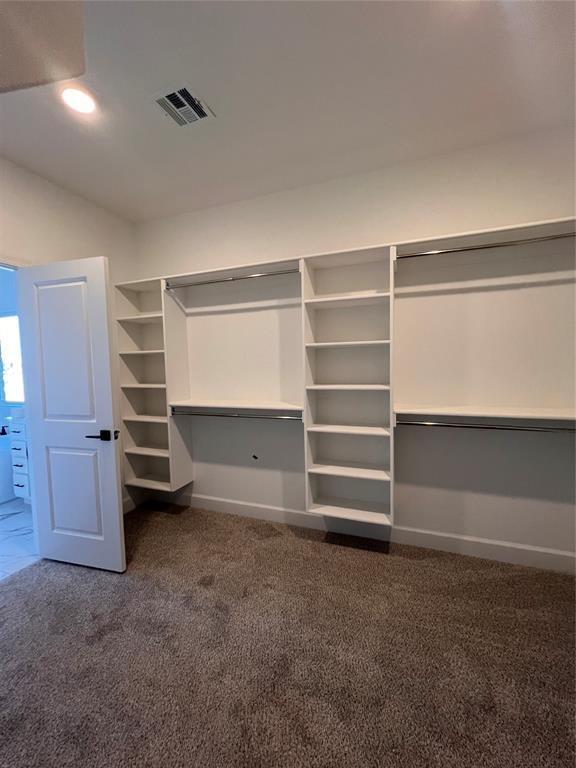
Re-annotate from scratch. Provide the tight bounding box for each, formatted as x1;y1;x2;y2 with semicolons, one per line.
0;1;574;222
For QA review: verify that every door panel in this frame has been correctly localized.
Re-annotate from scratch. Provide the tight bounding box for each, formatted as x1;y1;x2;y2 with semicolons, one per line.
19;257;125;572
37;280;95;419
47;447;103;536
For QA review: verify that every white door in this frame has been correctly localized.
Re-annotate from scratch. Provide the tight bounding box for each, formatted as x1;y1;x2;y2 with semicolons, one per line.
18;257;125;572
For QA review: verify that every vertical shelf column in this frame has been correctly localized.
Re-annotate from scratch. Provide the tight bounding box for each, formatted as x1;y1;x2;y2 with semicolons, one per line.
301;247;394;532
115;279;171;491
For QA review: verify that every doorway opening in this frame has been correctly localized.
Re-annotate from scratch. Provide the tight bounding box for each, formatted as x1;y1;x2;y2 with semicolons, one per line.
0;264;37;580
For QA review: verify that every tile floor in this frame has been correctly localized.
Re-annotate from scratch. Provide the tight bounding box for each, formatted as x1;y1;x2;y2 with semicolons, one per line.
0;498;39;581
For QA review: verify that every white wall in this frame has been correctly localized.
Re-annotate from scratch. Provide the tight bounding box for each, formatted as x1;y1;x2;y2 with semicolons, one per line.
136;127;575;277
0;157;135;281
0;158;136;508
134;128;575;572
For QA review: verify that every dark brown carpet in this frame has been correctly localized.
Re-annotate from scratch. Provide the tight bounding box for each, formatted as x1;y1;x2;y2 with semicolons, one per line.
0;506;574;768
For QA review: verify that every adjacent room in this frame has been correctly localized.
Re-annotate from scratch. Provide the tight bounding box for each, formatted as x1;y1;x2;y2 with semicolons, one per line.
0;264;35;580
0;2;574;767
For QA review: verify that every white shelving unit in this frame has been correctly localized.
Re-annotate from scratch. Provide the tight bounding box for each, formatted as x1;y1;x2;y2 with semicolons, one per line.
115;278;193;492
301;246;395;531
114;250;395;538
109;219;576;568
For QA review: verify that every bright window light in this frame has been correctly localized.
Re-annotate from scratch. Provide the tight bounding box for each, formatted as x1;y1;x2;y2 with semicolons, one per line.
0;316;25;403
61;87;96;114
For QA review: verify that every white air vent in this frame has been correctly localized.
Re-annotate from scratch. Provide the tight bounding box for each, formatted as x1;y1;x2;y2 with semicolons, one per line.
156;87;212;126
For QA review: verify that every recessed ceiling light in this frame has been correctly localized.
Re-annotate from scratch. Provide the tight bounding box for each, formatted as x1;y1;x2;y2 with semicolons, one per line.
61;87;96;114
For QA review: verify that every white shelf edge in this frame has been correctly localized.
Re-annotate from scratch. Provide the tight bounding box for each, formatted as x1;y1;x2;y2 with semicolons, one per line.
121;383;167;389
305;340;390;349
117;312;163;323
304;291;390;308
309;502;392;527
307;424;390;436
119;349;165;356
124;476;172;491
124;447;170;458
306;384;390;391
309;462;391;481
122;415;168;424
116;278;163;291
169;399;302;412
394;405;576;421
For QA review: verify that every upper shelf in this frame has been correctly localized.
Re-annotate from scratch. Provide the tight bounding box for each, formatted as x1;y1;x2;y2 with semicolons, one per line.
307;424;390;437
304;291;390;309
303;245;390;269
169;399;303;419
305;340;390;349
116;278;163;293
307;384;390;391
117;312;163;324
395;405;576;422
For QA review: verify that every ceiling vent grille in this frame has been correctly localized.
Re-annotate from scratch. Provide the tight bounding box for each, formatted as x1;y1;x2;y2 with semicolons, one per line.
156;87;212;126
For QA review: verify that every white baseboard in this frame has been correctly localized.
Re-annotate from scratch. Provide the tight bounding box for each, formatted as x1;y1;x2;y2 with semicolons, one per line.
136;491;575;573
123;495;137;514
186;493;392;541
392;525;575;574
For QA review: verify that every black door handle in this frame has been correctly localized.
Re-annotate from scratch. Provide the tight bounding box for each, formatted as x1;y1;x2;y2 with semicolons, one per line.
85;429;112;441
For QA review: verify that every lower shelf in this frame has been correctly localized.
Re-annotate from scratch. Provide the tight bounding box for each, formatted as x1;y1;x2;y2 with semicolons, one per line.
306;384;390;391
309;462;390;481
125;446;170;458
307;424;390;437
125;475;171;491
310;499;391;526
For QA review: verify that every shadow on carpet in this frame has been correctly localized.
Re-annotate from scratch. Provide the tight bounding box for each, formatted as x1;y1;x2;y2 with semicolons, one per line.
0;506;574;768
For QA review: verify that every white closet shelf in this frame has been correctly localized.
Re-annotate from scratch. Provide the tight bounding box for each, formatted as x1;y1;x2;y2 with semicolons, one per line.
304;291;390;309
169;399;302;412
309;462;390;481
125;475;171;491
117;312;163;324
125;446;170;458
394;405;576;421
307;424;390;437
304;247;389;269
122;415;168;424
310;500;391;527
121;383;166;389
116;278;162;292
306;384;390;391
305;340;390;349
119;349;164;356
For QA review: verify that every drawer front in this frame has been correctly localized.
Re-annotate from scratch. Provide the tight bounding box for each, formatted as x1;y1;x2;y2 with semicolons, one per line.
12;455;29;474
9;423;26;440
13;474;30;498
10;440;27;458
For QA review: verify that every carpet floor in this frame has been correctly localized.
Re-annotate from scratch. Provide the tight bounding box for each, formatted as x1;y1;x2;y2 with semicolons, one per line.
0;506;574;768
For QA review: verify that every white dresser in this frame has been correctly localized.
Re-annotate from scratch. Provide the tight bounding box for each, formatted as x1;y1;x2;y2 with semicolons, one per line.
8;411;30;502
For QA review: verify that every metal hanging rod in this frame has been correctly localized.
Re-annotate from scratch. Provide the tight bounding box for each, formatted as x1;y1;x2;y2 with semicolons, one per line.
397;420;575;433
398;231;575;260
170;407;301;421
165;268;299;291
